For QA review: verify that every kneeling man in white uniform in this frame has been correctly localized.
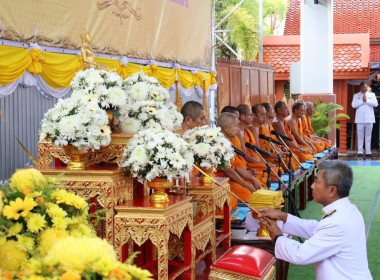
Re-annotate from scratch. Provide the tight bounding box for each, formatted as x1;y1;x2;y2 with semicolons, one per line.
259;160;372;280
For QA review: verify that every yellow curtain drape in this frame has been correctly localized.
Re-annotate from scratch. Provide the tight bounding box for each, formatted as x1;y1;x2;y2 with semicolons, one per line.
0;45;216;90
0;46;31;84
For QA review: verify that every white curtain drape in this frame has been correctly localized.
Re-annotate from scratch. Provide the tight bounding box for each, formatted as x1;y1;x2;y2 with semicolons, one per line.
0;71;72;99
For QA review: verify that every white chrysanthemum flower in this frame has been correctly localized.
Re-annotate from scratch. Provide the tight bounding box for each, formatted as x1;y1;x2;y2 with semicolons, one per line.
128;82;149;101
58;115;78;137
130;145;148;165
194;143;211;157
107;87;126;107
120;118;141;133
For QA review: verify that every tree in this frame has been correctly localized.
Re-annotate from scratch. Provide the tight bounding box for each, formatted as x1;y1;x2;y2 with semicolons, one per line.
215;0;289;61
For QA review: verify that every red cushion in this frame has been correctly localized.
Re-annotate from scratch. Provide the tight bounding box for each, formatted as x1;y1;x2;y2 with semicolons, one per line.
211;245;276;278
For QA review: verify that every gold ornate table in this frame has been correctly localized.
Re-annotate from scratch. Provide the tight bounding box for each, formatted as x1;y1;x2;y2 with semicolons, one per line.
187;177;231;249
39;166;132;244
114;195;193;280
38;133;134;168
191;215;215;279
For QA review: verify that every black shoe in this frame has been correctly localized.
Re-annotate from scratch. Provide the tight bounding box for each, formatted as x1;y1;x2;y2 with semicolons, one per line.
358;154;363;157
366;154;373;158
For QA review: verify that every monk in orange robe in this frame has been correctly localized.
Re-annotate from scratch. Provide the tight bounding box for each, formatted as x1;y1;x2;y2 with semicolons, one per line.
237;104;282;182
298;116;325;152
272;101;314;163
222;105;267;187
181;101;238;210
293;100;325;152
305;101;333;148
260;102;298;173
214;112;262;203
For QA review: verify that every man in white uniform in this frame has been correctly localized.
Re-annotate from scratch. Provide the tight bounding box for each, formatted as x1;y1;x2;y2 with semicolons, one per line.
351;82;378;157
258;160;372;280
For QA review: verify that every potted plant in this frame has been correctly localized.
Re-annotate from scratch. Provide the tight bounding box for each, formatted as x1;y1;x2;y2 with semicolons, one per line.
311;101;350;137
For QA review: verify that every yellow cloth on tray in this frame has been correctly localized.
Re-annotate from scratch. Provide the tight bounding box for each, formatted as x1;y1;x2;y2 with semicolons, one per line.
249;189;284;209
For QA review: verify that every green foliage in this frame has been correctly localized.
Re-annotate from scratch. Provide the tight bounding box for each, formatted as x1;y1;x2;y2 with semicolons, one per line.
262;0;289;34
225;7;259;60
215;0;289;60
311;102;350;137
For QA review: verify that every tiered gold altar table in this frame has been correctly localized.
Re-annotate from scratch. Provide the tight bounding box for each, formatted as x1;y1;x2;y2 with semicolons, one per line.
187;177;231;250
114;195;194;280
38;135;232;278
37;133;134;168
40;166;132;244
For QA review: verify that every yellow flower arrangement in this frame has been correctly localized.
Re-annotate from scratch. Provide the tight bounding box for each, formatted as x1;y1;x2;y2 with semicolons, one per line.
9;169;46;193
1;169;153;280
0;169;92;272
20;237;153;280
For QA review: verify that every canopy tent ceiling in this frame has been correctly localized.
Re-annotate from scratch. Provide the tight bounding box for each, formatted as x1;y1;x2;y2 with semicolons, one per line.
0;0;212;69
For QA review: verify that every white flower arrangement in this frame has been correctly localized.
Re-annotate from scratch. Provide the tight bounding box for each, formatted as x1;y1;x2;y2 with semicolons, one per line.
117;72;181;133
122;72;170;103
39;96;111;151
182;125;234;171
120;129;194;181
118;100;183;133
71;68;126;110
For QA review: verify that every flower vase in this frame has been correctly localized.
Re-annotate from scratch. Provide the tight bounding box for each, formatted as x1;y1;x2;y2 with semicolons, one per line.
199;166;215;187
63;145;89;170
147;178;173;202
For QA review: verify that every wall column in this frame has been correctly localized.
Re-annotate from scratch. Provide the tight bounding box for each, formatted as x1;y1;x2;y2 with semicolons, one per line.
298;0;336;144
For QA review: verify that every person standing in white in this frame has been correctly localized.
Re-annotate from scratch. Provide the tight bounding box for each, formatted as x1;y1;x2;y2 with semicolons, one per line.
258;160;372;280
352;82;378;157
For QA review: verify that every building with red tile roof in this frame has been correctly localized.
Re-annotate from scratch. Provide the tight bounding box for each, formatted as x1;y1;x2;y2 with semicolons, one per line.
263;0;380;154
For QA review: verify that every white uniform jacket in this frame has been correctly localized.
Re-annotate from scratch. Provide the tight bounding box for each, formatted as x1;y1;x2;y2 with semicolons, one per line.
351;91;378;123
275;198;372;280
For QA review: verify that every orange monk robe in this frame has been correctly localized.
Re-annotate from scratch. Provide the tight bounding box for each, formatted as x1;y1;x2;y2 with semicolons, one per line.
245;128;283;181
214;136;252;204
298;117;324;153
259;124;278;163
284;120;314;162
306;116;332;148
260;124;300;172
232;135;267;187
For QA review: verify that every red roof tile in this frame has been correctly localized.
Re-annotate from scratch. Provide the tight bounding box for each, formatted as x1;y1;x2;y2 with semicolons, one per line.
284;0;380;39
263;41;366;74
370;45;380;61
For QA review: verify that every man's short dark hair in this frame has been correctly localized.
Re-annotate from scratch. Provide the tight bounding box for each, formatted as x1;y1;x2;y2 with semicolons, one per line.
274;101;286;113
252;104;264;115
221;106;238;114
181;101;204;122
318;160;353;198
292;102;303;113
236;104;250;117
261;102;271;112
